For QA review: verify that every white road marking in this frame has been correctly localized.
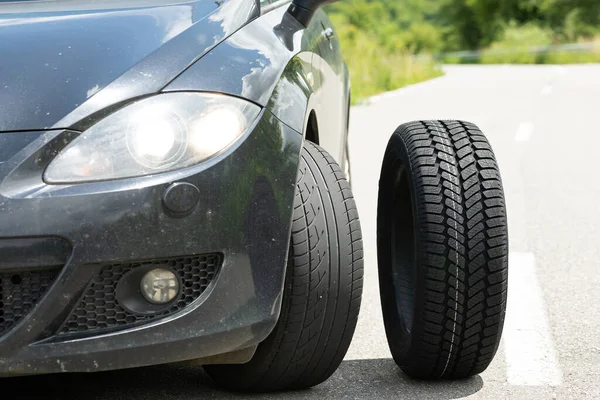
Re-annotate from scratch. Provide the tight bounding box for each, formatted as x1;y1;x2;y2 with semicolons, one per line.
515;122;535;142
541;85;554;95
504;252;563;386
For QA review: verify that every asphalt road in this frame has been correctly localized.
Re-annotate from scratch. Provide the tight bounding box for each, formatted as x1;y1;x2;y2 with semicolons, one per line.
9;65;600;399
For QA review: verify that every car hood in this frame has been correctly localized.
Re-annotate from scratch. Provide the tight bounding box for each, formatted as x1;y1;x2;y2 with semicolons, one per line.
0;0;258;132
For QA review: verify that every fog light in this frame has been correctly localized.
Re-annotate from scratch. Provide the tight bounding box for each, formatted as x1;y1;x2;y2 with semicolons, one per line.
140;269;180;304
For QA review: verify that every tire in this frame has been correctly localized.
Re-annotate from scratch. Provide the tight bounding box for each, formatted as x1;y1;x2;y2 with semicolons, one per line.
205;141;364;392
377;120;508;379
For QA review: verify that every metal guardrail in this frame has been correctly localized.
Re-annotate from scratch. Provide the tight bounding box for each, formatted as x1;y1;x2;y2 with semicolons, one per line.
412;42;600;61
440;42;599;60
441;42;599;61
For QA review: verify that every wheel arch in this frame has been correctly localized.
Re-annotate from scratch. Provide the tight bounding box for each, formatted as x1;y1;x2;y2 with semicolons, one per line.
305;110;320;145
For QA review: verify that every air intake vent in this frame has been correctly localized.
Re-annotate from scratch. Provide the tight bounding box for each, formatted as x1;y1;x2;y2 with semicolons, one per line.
1;268;60;336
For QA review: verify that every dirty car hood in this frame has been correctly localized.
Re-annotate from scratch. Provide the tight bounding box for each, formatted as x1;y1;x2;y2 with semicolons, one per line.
0;0;257;132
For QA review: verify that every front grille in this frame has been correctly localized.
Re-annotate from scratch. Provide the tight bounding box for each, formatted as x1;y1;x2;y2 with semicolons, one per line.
59;254;222;335
0;268;60;336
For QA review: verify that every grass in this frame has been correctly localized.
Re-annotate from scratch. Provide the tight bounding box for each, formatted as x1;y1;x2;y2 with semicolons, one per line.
330;13;444;104
335;21;600;103
347;51;443;103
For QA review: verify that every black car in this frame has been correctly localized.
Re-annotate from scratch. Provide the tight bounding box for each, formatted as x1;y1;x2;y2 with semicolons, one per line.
0;0;360;392
0;0;509;393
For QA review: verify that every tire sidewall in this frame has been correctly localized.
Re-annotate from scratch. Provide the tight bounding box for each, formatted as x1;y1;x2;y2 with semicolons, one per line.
377;132;424;368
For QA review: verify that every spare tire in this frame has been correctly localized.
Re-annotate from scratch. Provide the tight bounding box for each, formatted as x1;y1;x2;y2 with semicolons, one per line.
377;120;508;379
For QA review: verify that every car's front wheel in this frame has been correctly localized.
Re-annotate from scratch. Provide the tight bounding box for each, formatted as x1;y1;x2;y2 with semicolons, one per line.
204;141;364;392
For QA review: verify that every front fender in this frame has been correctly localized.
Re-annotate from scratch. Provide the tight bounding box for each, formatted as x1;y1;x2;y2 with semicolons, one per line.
164;4;321;134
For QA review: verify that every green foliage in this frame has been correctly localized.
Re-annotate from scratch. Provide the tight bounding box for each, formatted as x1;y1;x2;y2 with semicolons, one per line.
326;0;600;100
541;49;600;64
327;8;443;103
479;23;553;63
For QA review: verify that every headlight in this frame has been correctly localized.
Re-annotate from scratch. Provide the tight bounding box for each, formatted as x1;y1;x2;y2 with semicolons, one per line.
44;93;261;183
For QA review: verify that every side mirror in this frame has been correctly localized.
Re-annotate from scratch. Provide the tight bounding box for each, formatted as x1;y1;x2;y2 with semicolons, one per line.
288;0;339;27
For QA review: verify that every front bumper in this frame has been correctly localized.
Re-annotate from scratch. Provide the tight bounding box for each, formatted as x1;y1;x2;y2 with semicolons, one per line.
0;109;302;376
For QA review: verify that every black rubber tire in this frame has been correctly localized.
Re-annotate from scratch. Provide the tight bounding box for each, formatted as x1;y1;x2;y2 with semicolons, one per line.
205;141;364;392
377;120;508;379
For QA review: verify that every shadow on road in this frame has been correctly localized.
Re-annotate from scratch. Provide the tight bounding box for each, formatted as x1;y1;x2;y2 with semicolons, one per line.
5;358;483;399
